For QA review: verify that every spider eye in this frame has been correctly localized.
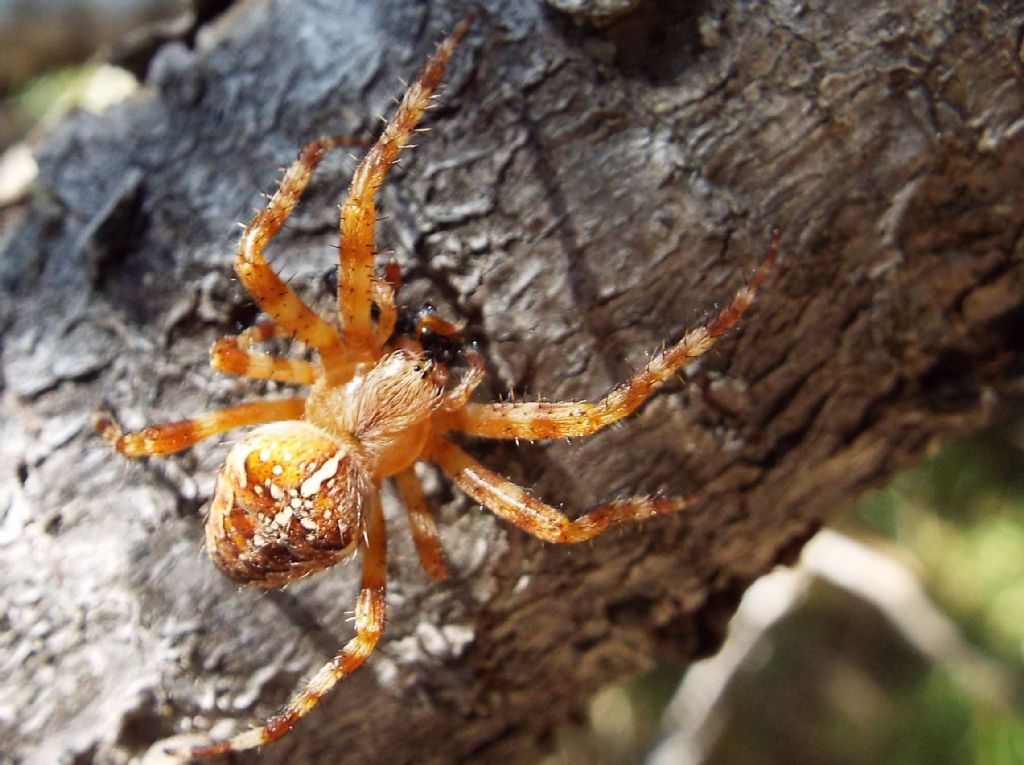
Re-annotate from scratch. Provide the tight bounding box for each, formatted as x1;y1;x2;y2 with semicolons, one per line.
206;421;371;587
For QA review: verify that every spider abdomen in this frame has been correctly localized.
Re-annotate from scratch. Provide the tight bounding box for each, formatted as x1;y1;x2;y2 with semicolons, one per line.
206;421;371;588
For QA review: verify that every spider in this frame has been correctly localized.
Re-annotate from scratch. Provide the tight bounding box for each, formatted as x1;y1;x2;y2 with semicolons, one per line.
94;17;777;760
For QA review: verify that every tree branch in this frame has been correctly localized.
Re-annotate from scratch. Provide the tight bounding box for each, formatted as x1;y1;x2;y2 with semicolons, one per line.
1;1;1022;762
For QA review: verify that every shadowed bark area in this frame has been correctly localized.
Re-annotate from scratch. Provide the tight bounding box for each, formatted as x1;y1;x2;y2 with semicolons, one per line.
1;1;1022;763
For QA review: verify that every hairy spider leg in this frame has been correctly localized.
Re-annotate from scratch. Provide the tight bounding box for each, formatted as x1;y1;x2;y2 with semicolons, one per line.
440;230;779;440
209;337;319;384
394;467;449;581
94;398;306;457
233;319;294;346
235;135;365;384
210;320;321;383
170;491;388;758
338;16;472;357
429;438;698;543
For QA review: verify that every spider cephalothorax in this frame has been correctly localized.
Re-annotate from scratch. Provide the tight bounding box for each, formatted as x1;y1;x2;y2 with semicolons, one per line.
95;16;777;759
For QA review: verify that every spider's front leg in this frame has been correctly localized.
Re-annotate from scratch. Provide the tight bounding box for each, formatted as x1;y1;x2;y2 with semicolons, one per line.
235;135;365;383
337;16;472;356
169;491;388;758
439;230;779;441
428;438;697;543
209;280;400;383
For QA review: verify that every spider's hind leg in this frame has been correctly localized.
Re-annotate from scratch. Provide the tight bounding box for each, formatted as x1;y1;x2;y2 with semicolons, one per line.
168;491;388;758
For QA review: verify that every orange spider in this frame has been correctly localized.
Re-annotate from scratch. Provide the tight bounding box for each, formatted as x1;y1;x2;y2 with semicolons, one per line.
95;17;777;759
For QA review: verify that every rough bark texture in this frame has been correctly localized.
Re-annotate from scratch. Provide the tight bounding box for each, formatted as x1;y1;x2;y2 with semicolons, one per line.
2;1;1022;763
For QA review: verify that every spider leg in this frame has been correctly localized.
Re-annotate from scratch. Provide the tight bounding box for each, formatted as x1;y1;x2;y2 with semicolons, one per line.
441;231;779;440
441;347;485;411
210;319;323;383
232;319;291;346
394;466;449;582
429;437;696;543
169;490;388;758
93;398;305;457
337;17;472;356
236;135;364;384
209;336;320;384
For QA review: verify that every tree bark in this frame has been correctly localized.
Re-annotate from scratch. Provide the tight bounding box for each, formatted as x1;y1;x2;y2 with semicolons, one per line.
1;1;1022;763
